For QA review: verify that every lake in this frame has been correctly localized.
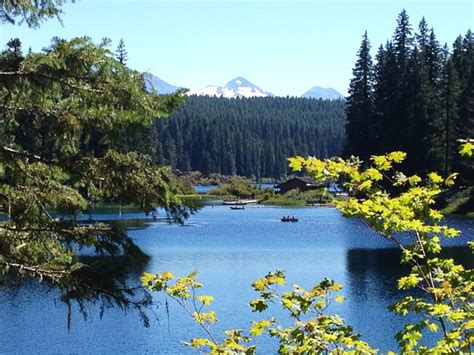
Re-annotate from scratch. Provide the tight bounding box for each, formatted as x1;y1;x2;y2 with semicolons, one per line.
194;183;275;194
0;206;473;354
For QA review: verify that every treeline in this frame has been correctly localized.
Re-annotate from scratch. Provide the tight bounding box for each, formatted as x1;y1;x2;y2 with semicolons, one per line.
6;37;345;181
346;10;473;182
147;96;346;179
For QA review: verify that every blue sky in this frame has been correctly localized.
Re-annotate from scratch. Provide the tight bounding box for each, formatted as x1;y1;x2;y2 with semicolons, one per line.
1;0;472;96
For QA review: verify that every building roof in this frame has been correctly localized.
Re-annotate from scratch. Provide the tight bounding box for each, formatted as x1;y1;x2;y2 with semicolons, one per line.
294;177;317;184
277;176;319;187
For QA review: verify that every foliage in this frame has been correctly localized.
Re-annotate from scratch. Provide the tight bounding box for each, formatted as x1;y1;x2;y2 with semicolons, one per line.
0;36;189;320
174;178;197;195
175;171;248;186
208;178;258;199
459;139;474;158
259;188;333;206
441;186;474;217
0;0;69;27
289;151;473;353
288;188;333;204
144;148;472;353
142;270;375;354
346;11;474;185
258;194;307;207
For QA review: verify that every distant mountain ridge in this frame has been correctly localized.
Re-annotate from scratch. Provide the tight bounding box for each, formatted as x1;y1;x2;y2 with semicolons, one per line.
147;74;344;100
188;77;274;98
302;86;345;100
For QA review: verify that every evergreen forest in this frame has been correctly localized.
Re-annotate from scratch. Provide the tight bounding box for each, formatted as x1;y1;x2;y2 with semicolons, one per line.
126;96;346;179
345;10;473;185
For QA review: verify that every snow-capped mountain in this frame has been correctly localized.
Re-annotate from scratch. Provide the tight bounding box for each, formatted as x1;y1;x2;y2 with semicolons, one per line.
143;74;344;101
302;86;344;100
188;77;274;98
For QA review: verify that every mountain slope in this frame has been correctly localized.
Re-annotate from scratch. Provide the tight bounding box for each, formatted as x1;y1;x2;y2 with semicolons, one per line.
302;86;344;100
145;75;180;94
188;77;274;98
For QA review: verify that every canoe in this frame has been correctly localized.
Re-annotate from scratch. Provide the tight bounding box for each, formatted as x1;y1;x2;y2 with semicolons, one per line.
281;216;298;222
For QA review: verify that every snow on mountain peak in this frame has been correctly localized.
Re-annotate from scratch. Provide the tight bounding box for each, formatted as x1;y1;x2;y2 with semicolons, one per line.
188;77;274;98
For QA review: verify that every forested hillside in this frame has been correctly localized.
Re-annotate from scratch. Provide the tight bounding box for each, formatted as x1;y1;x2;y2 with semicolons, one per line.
346;11;473;183
151;96;346;179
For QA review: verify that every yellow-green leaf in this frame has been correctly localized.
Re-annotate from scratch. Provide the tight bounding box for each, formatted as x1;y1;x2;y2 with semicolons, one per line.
371;155;391;171
398;274;419;290
388;151;407;163
334;295;345;303
459;142;474;157
428;172;443;184
196;295;214;306
189;338;213;348
250;319;273;336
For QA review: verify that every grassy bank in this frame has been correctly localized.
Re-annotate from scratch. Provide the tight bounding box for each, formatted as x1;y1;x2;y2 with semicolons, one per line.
442;186;474;217
258;196;307;206
194;178;337;206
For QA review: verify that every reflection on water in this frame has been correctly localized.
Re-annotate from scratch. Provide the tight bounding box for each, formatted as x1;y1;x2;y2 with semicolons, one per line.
344;246;474;351
0;206;472;353
346;246;473;299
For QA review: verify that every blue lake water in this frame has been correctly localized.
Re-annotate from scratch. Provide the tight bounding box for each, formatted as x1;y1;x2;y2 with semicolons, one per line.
194;183;275;194
0;206;473;354
194;184;218;194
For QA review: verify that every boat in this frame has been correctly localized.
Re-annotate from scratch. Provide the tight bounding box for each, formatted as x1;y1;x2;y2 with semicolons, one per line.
230;205;245;210
281;216;298;222
223;199;258;205
223;200;243;205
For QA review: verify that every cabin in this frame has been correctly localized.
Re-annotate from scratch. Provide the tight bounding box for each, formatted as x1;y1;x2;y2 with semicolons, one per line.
276;177;322;194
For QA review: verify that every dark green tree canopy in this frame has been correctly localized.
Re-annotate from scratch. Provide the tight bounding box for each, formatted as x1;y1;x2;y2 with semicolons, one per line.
345;10;473;183
0;36;189;323
0;0;69;27
151;96;346;179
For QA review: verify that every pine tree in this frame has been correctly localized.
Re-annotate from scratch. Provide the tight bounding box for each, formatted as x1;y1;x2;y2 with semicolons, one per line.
415;17;429;51
460;62;474;183
345;31;374;161
0;0;65;27
393;10;413;70
439;54;461;175
456;31;474;182
392;10;414;167
6;37;22;57
116;38;128;65
426;29;442;87
406;19;443;172
373;42;398;153
458;31;474;133
3;38;23;70
424;28;444;170
0;36;188;315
